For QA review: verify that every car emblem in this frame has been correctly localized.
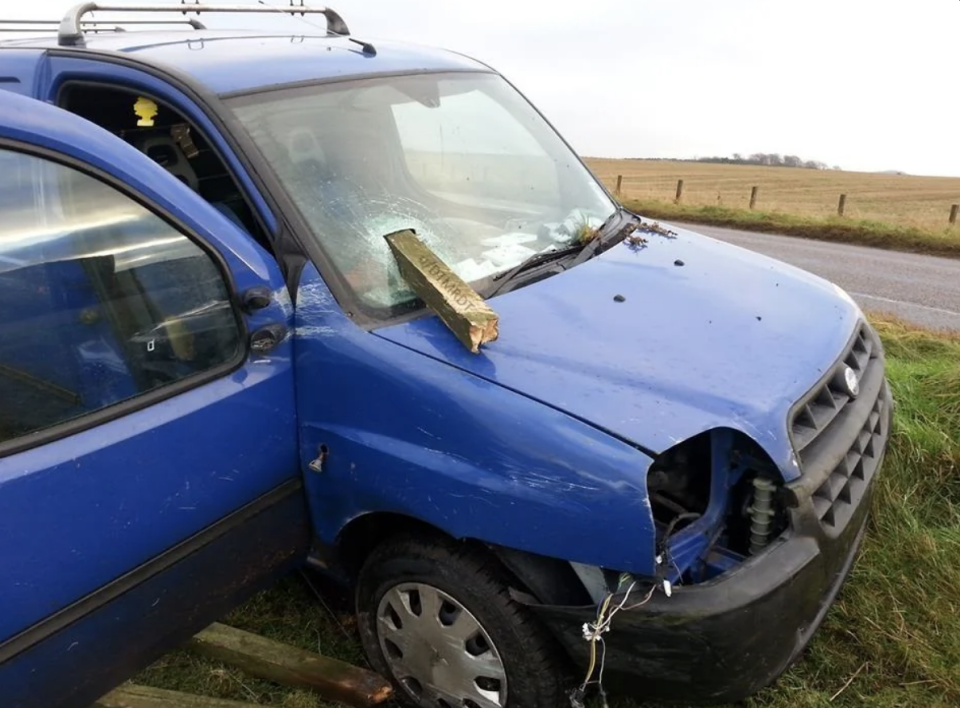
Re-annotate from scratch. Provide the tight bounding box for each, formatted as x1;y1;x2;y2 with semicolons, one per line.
843;366;860;398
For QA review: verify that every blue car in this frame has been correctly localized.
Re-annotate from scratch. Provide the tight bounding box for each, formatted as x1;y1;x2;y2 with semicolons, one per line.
0;5;891;708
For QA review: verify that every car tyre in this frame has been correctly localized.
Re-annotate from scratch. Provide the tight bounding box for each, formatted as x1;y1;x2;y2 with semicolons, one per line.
356;534;565;708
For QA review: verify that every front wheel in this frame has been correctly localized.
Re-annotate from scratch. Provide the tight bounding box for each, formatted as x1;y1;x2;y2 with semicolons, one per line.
355;535;565;708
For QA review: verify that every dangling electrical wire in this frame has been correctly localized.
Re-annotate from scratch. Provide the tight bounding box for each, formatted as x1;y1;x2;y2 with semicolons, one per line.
570;576;664;708
571;511;702;707
569;591;612;708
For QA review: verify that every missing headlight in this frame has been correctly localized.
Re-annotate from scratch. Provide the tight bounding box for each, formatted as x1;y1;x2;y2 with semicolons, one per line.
648;430;790;584
646;431;712;537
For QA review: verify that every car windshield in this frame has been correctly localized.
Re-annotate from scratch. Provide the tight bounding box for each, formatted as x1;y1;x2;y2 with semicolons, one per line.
229;71;616;318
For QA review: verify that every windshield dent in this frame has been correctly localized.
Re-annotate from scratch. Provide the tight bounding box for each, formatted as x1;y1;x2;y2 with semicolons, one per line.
230;72;616;319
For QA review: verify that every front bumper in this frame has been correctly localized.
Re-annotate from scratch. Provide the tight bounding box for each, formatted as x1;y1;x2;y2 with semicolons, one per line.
530;381;892;704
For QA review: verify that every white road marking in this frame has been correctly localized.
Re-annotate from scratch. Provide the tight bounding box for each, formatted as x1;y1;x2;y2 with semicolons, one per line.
849;292;960;317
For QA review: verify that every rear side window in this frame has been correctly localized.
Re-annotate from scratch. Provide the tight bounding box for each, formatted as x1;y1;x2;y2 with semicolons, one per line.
0;149;241;447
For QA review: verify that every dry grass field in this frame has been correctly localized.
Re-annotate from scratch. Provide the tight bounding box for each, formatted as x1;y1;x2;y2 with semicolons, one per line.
584;159;960;232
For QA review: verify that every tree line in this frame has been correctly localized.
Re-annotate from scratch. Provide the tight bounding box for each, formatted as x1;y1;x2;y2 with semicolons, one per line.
694;153;840;170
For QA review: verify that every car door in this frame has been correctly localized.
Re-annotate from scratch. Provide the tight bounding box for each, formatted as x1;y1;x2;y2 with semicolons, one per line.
0;93;307;708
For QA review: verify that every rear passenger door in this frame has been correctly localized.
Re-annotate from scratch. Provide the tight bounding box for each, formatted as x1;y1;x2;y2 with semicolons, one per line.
0;95;305;708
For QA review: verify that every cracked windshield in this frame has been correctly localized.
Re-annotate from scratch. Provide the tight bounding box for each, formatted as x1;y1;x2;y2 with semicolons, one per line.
230;72;616;314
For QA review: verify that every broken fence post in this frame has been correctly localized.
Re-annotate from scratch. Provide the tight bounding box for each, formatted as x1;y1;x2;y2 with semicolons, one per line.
675;179;684;203
749;186;759;210
385;229;499;353
837;193;847;217
188;623;393;708
94;684;263;708
950;204;958;226
615;174;623;197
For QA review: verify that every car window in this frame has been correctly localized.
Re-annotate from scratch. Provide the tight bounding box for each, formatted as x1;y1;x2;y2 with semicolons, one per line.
0;148;241;446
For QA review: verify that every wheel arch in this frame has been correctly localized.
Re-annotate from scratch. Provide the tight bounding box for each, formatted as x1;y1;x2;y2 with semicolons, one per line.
332;511;591;606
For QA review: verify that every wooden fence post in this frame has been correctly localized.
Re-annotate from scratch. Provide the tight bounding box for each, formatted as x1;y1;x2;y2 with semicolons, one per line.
95;685;264;708
749;186;759;210
615;174;623;197
837;194;847;217
950;204;958;225
188;623;393;707
675;179;684;203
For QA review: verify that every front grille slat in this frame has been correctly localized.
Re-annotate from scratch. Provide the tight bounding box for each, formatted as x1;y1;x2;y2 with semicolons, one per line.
853;427;871;455
812;495;832;519
790;322;889;533
816;470;849;504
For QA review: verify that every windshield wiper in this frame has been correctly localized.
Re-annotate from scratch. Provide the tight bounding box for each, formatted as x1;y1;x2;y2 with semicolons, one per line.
480;208;631;300
480;244;581;299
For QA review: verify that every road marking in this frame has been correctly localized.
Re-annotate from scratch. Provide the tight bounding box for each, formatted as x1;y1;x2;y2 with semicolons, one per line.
849;292;960;317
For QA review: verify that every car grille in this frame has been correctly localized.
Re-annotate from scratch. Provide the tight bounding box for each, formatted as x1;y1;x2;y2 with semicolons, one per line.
790;322;890;532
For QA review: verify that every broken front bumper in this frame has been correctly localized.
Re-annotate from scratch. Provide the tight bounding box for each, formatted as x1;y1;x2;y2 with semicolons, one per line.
531;382;892;704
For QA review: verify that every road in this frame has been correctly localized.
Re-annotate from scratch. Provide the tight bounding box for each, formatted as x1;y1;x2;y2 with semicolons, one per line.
676;223;960;331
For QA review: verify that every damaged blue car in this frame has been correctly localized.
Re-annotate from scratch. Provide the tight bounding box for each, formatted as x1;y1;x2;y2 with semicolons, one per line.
0;4;891;708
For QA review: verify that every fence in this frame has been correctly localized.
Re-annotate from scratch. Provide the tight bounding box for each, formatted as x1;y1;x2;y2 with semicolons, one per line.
611;175;960;227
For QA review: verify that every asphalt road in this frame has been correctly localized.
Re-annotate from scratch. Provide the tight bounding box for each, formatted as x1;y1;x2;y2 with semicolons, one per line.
676;223;960;331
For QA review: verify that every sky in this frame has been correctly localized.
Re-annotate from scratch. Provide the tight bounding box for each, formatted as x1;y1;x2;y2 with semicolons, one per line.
4;0;959;176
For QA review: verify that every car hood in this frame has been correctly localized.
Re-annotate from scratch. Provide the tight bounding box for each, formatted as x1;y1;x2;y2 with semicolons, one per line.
374;223;861;479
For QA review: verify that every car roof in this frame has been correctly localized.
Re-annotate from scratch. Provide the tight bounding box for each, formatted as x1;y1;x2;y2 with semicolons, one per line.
0;30;491;96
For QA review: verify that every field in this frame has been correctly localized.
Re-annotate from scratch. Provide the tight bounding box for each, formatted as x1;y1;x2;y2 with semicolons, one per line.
136;316;960;708
584;159;960;230
582;160;960;258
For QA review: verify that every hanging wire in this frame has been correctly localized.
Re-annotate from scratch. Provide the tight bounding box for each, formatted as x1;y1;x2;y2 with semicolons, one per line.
570;577;662;708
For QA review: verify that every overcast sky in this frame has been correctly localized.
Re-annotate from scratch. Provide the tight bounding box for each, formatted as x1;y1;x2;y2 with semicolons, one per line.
6;1;959;176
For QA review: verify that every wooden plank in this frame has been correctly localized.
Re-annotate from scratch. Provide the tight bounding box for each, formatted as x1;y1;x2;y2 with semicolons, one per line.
94;683;262;708
385;229;499;353
187;623;392;708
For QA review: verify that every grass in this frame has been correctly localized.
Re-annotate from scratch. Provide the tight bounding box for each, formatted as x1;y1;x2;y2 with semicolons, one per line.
583;159;960;258
134;316;960;708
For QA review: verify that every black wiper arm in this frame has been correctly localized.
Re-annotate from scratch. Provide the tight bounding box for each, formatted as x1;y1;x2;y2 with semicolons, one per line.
480;209;630;299
481;244;580;299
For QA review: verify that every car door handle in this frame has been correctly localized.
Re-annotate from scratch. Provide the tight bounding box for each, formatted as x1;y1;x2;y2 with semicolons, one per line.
249;324;288;355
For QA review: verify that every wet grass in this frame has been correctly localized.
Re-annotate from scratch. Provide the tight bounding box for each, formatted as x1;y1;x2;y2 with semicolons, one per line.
134;317;960;708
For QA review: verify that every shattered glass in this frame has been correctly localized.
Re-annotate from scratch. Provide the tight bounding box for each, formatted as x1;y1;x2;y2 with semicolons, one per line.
231;72;616;315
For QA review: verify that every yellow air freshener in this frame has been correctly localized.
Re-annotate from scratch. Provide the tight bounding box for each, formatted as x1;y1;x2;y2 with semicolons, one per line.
133;97;158;127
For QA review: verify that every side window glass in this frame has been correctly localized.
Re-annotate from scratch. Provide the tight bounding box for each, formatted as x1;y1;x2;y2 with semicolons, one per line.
0;149;242;446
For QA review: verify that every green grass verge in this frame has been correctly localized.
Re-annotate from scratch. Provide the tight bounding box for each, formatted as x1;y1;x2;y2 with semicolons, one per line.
135;317;960;708
623;198;960;260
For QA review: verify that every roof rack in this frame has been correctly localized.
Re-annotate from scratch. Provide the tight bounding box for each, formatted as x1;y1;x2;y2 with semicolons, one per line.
54;1;350;46
0;18;206;34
